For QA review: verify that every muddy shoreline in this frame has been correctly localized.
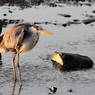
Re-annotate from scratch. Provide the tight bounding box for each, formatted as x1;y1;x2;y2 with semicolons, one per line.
0;0;95;95
0;0;95;8
0;0;95;28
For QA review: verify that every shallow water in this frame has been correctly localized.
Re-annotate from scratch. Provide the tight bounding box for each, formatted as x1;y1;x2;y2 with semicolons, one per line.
0;1;95;95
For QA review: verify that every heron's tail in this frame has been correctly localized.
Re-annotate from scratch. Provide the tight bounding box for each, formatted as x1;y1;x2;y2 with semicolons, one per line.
0;35;8;53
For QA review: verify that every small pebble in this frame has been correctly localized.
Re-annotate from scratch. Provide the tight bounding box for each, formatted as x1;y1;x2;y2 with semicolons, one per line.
3;14;7;16
67;89;73;93
9;10;13;13
49;86;57;93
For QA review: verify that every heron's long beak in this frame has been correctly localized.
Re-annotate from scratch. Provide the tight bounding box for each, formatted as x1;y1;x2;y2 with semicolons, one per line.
39;30;53;34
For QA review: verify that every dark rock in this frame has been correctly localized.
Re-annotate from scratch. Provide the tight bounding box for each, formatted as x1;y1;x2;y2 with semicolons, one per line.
0;0;44;9
78;2;92;6
58;14;71;18
35;0;44;5
0;0;94;9
48;3;57;7
82;19;95;24
49;86;57;93
92;10;95;13
9;20;15;24
62;21;81;27
67;89;73;93
9;10;13;13
84;3;92;6
85;14;95;18
3;14;7;16
45;21;49;25
62;24;67;27
15;20;20;24
34;22;41;24
66;21;81;25
51;52;94;71
73;19;80;22
53;23;57;25
2;19;24;28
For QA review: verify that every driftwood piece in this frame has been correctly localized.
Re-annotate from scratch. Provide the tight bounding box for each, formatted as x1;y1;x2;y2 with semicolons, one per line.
51;52;94;71
82;19;95;24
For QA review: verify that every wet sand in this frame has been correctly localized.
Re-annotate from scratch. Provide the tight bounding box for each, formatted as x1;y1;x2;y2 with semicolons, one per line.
0;0;95;95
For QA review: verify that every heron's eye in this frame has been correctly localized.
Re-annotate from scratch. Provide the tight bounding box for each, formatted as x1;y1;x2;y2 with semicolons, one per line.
35;26;39;30
32;24;42;31
37;28;40;30
33;25;40;30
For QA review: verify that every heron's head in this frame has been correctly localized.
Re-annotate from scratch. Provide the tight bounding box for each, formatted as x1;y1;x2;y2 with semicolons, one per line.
31;24;53;34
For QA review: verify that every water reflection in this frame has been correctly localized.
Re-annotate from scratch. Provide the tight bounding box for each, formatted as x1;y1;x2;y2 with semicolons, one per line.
11;82;22;95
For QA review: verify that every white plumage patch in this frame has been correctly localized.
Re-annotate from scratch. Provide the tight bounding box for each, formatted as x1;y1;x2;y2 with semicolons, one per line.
19;27;39;54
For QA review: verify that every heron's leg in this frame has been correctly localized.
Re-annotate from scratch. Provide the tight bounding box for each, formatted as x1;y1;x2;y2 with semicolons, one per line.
16;53;22;86
12;53;17;82
11;53;17;95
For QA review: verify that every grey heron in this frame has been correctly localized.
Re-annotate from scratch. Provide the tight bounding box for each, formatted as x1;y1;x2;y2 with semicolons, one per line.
0;22;52;86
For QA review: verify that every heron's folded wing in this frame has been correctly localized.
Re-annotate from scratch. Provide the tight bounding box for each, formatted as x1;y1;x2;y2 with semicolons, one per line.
15;28;27;49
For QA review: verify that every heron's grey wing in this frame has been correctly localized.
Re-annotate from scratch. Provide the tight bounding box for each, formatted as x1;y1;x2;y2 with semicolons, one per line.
15;28;27;49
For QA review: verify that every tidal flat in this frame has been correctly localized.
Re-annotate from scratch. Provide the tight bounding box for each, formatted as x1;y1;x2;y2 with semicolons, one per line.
0;0;95;95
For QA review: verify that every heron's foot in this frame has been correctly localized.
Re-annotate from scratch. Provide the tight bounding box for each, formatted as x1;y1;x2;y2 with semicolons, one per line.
11;94;14;95
12;80;16;95
17;84;22;95
19;80;22;86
